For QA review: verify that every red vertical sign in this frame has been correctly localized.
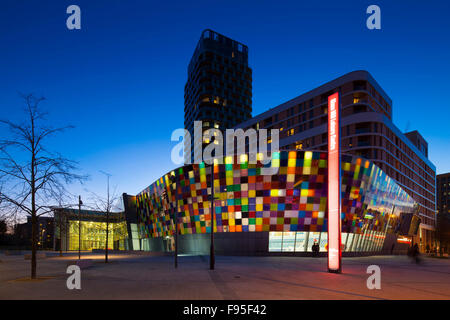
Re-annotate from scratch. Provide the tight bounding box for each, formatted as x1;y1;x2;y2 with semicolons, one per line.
328;92;341;273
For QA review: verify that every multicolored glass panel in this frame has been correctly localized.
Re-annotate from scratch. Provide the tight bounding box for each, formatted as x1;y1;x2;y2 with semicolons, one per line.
136;151;416;239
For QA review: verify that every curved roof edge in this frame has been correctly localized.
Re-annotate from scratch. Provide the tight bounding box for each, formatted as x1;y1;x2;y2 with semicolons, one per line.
237;70;391;128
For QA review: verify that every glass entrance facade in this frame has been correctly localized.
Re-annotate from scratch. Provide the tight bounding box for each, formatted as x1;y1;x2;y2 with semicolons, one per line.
53;208;129;252
68;220;128;251
268;231;385;252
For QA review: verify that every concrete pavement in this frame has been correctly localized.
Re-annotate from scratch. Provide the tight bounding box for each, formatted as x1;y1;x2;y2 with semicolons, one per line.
0;252;449;300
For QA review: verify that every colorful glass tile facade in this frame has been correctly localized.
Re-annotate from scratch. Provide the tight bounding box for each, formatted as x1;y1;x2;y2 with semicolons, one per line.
136;151;416;240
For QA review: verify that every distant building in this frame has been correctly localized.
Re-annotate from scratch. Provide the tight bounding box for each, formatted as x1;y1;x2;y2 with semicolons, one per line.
437;173;450;251
405;130;428;158
437;173;450;218
14;216;54;249
184;29;252;162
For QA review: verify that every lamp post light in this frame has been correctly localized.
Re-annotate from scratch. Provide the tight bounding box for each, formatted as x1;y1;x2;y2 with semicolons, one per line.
172;173;179;269
164;174;178;269
210;163;215;270
175;203;178;269
78;195;83;260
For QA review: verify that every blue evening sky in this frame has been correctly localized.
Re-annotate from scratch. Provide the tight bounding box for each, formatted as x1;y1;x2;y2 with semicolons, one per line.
0;0;449;203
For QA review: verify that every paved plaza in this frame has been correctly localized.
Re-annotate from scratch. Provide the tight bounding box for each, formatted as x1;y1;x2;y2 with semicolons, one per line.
0;251;449;300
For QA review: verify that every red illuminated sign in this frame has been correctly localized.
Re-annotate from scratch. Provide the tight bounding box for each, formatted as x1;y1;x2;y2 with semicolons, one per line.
327;92;341;273
397;236;412;244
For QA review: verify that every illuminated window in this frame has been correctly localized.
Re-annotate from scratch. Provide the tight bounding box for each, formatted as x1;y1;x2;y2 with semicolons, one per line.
68;220;127;251
319;232;328;252
268;232;283;252
295;232;307;252
295;142;303;150
307;232;321;252
282;232;296;252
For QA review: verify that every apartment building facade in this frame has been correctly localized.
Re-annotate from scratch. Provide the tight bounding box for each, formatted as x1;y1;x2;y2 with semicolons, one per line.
437;173;450;217
184;29;253;162
236;70;436;250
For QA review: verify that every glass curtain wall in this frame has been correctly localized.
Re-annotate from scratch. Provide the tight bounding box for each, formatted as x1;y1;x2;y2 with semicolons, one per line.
68;221;128;251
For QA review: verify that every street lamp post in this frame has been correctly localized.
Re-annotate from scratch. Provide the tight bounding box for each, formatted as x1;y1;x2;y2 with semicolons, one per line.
174;207;178;268
163;175;178;269
99;170;112;264
210;163;215;270
173;173;178;269
78;195;83;260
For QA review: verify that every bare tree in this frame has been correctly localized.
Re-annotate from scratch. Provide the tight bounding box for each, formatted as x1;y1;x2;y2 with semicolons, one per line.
49;190;79;257
87;171;120;263
0;94;86;278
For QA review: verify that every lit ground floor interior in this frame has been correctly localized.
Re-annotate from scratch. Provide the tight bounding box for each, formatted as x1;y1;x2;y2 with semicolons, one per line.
129;229;412;256
0;251;449;300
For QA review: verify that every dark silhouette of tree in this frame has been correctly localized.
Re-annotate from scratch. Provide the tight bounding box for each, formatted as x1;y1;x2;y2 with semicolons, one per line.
50;191;79;257
0;219;7;236
0;94;86;278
